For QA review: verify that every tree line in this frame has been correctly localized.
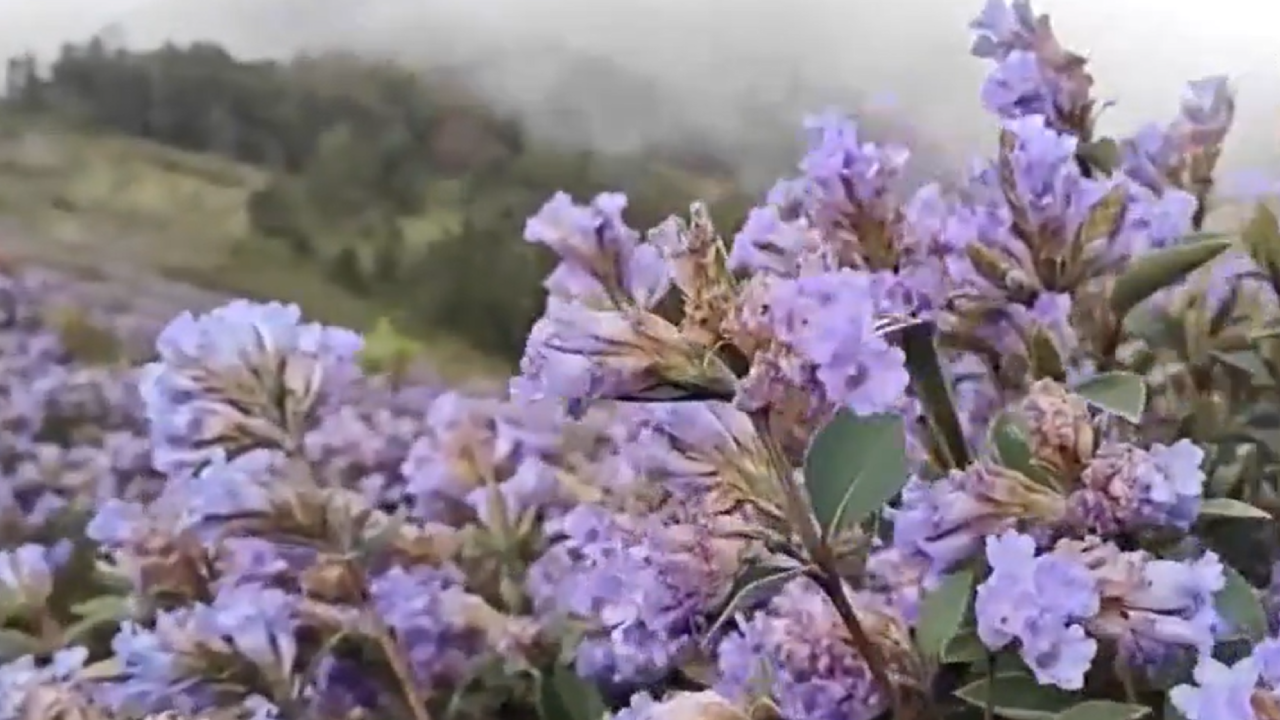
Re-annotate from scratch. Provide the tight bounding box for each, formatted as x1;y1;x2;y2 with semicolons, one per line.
3;39;754;363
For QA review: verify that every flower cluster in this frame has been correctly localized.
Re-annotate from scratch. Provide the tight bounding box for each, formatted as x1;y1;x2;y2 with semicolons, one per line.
1;1;1278;719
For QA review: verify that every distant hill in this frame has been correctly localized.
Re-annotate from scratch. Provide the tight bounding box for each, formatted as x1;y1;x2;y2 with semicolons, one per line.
0;38;764;367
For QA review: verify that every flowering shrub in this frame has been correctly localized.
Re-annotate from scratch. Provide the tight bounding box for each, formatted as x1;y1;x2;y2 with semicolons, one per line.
5;1;1280;719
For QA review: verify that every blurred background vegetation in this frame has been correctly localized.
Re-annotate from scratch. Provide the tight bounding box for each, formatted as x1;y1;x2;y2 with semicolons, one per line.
0;39;765;377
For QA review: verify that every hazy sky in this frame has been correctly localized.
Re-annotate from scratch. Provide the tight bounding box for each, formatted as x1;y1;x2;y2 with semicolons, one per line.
2;0;1277;180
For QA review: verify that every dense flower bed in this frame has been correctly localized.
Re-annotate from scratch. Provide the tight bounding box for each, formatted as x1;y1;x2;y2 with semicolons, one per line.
5;1;1280;719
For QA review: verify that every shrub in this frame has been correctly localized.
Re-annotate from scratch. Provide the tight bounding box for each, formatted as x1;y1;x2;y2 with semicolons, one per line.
4;4;1280;720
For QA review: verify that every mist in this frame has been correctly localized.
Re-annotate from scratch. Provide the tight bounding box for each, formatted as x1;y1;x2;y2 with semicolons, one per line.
2;0;1278;187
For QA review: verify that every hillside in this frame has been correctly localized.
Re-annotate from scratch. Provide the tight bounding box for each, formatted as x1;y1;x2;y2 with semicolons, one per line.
1;39;759;372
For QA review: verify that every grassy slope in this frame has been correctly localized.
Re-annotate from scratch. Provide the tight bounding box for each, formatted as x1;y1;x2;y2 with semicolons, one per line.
0;113;509;382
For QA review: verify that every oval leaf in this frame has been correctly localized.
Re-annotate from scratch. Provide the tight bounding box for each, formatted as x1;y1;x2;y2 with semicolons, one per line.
537;664;607;720
1071;372;1147;423
1028;326;1068;381
941;630;987;664
987;411;1057;487
1198;497;1271;520
803;410;908;539
1211;350;1276;388
1215;564;1267;641
1109;237;1233;320
1053;701;1151;720
1078;138;1120;174
0;629;43;662
705;563;807;641
916;568;976;658
70;594;130;620
895;321;970;469
953;672;1079;720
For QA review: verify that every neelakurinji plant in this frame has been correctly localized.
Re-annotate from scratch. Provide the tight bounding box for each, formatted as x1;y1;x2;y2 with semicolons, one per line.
2;1;1280;720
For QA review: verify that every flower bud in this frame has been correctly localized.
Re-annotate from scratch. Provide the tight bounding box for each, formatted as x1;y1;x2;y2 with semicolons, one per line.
616;691;750;720
521;303;737;404
1016;379;1095;477
300;556;366;604
893;463;1067;579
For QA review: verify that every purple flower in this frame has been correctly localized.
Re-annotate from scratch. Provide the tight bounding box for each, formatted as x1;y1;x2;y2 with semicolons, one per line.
797;111;910;233
1060;538;1223;670
1106;183;1198;267
728;206;825;277
525;191;669;309
1120;124;1182;192
624;401;774;516
969;0;1042;60
1067;439;1206;534
975;531;1100;689
1172;76;1236;154
1001;115;1114;246
763;269;912;415
140;300;362;474
981;50;1058;120
714;579;903;720
518;300;736;405
0;542;68;609
898;183;984;305
1170;655;1261;720
528;505;743;686
101;584;298;715
892;463;1066;581
369;565;493;690
970;0;1092;132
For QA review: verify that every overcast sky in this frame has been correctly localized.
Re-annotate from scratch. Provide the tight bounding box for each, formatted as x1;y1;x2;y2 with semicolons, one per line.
1;0;1277;181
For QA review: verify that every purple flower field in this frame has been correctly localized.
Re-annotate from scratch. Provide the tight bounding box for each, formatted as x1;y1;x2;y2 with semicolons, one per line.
4;1;1280;719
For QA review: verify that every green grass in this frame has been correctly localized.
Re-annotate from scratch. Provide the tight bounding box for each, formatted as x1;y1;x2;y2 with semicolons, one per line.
0;115;507;383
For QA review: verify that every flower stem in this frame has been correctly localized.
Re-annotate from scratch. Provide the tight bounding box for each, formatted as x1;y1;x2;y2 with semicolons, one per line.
809;558;901;719
371;613;434;720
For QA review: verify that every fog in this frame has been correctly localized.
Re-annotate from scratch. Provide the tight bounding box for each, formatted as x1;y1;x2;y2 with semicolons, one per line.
2;0;1278;186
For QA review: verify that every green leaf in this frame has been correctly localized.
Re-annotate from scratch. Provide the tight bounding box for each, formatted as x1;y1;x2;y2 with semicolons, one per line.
1214;564;1267;641
1028;326;1068;381
1075;185;1128;246
705;562;807;640
894;321;971;469
953;672;1079;720
1212;350;1276;388
1198;497;1271;520
987;411;1055;486
63;594;131;644
1071;372;1147;423
803;410;908;539
1243;202;1280;276
70;594;129;619
1053;700;1151;720
941;630;987;664
1109;237;1234;320
537;664;607;720
357;510;407;559
0;629;43;662
1078;138;1120;174
1252;325;1280;341
915;569;976;658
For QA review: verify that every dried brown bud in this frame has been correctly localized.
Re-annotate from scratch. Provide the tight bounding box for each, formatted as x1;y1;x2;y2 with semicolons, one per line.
20;686;107;720
640;691;751;720
1017;379;1095;477
134;533;214;604
300;556;366;604
1254;690;1280;720
649;203;738;348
